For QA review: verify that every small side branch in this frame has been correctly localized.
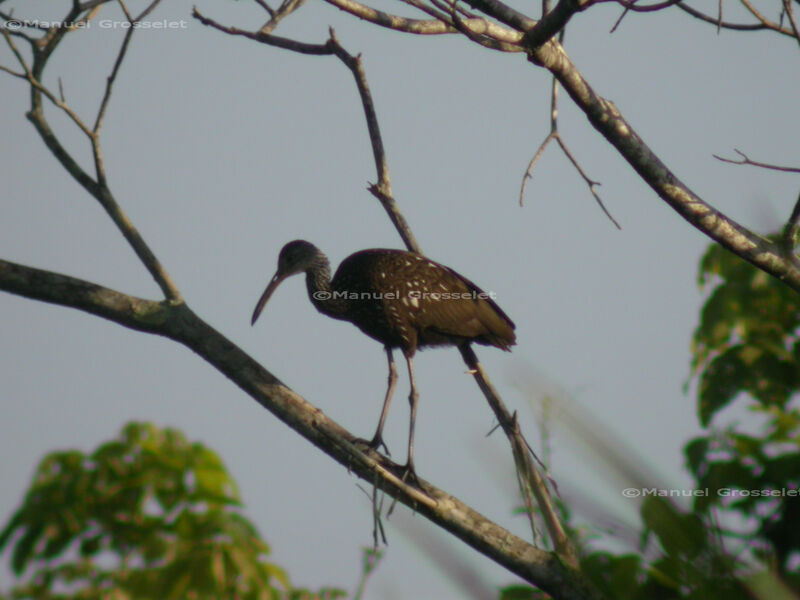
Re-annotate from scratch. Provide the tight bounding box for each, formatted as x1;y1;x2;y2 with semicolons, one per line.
520;51;621;229
783;0;800;47
459;345;578;566
713;148;800;173
676;1;796;35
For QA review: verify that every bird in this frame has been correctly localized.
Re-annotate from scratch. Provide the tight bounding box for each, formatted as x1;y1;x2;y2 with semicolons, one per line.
251;240;516;480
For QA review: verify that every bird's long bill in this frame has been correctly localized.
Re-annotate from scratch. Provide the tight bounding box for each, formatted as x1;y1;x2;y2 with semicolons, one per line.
251;272;286;325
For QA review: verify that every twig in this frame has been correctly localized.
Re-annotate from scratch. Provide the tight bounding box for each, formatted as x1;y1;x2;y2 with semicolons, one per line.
782;0;800;47
520;41;621;229
93;0;164;184
606;0;683;31
520;133;556;205
4;0;182;302
675;2;794;34
260;0;307;34
520;69;559;205
713;149;800;173
1;28;93;136
323;29;424;253
609;0;681;12
555;133;621;229
609;3;631;32
459;345;577;565
740;0;792;34
193;8;332;54
253;0;277;18
0;63;25;78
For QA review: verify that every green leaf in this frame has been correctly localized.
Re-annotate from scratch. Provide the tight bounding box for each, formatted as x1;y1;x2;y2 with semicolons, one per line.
499;584;537;600
641;497;707;559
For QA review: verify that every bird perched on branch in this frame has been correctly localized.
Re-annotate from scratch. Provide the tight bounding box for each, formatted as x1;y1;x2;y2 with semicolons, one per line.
252;240;515;480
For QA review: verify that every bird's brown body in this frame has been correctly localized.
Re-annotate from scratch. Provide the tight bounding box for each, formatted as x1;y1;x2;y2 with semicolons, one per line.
318;249;515;355
252;240;515;479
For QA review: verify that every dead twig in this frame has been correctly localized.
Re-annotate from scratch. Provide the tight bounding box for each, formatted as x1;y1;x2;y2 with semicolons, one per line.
713;149;800;173
520;38;621;229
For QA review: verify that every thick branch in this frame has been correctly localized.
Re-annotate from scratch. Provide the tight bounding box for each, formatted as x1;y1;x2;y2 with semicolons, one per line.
526;38;800;291
522;0;589;49
0;258;600;600
325;0;457;34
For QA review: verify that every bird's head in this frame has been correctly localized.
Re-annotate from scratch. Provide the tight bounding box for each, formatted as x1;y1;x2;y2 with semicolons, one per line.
251;240;323;325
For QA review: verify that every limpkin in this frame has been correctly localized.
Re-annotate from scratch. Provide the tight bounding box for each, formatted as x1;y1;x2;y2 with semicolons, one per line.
251;240;516;478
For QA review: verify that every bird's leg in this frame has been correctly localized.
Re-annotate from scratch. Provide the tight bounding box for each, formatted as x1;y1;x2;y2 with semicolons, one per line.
403;353;420;483
367;347;397;455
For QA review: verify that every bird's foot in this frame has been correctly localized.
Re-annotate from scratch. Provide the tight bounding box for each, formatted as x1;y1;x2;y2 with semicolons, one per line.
353;435;391;457
399;463;421;488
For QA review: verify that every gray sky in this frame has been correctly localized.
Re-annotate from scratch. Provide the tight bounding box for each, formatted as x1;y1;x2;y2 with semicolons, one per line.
2;0;799;597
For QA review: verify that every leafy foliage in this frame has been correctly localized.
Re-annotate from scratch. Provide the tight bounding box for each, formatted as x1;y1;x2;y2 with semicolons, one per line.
0;422;345;600
687;243;800;581
503;242;800;598
692;242;800;426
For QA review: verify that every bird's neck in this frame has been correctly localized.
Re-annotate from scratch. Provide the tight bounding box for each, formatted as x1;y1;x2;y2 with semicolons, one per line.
305;257;350;319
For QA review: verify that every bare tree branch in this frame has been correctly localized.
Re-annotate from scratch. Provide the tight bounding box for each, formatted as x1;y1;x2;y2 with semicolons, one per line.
325;0;456;34
460;345;578;565
522;36;800;289
676;1;795;35
1;1;181;301
607;0;681;12
193;8;332;54
713;148;800;173
2;28;94;136
448;1;523;51
259;0;307;34
520;39;620;229
783;0;800;46
522;0;591;49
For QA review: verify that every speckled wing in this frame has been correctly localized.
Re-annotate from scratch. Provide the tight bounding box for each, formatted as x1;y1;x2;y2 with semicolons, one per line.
367;250;515;351
413;259;516;350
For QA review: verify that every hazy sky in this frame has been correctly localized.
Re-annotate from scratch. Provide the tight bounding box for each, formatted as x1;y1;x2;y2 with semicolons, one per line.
2;0;799;597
